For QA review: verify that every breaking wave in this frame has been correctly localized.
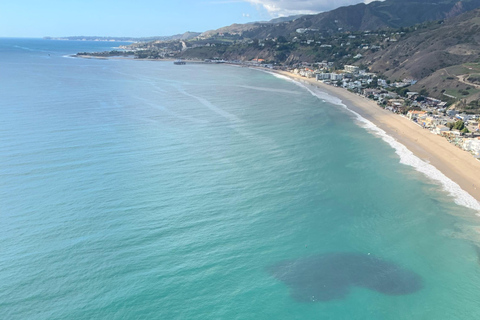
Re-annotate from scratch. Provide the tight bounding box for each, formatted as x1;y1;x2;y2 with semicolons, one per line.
265;70;480;213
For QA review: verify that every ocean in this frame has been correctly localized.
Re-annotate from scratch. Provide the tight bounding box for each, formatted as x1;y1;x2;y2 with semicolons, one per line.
1;38;480;319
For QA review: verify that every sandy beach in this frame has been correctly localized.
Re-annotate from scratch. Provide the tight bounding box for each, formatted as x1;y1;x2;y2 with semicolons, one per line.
273;70;480;208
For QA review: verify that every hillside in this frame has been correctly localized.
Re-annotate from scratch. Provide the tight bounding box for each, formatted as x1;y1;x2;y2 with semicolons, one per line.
361;8;480;103
201;0;480;39
200;15;304;38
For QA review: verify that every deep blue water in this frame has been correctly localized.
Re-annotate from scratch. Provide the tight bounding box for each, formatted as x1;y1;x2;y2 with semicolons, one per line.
1;38;480;319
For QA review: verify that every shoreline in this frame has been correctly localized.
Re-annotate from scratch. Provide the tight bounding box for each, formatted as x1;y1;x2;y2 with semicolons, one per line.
268;69;480;210
72;55;206;64
69;56;480;210
73;55;176;61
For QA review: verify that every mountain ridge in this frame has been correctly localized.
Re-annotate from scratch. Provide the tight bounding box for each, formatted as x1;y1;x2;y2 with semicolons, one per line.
199;0;480;39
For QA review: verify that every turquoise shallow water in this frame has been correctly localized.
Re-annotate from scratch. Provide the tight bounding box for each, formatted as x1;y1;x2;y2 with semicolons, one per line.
1;39;480;319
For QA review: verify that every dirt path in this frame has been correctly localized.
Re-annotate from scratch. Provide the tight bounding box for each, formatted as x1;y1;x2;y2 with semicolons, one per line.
443;68;480;89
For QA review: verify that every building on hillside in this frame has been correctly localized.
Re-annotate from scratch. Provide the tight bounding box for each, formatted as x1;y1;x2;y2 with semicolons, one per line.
425;97;442;107
403;79;417;85
406;92;419;99
344;65;359;74
378;79;388;87
446;110;458;117
437;102;448;110
456;114;474;122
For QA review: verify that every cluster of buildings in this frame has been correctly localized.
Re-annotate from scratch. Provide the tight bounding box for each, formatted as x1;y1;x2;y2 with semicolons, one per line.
404;110;480;158
290;64;480;159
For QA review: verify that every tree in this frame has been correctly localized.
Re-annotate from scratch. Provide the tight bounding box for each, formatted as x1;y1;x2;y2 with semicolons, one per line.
396;87;409;97
416;96;425;102
367;77;378;88
453;120;465;130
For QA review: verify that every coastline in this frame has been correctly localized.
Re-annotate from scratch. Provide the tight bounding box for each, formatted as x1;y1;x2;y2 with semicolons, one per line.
73;55;176;61
69;55;480;210
72;55;206;64
270;69;480;210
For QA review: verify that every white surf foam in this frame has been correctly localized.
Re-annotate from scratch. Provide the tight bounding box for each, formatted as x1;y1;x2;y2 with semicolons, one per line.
173;85;283;154
176;87;242;123
264;70;480;213
238;85;301;95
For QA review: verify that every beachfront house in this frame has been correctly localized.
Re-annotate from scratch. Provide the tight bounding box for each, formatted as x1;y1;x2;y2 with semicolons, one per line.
433;125;450;135
363;88;381;99
387;99;404;107
424;116;440;128
299;68;315;78
407;110;427;121
331;73;344;81
316;73;331;81
343;80;361;90
385;99;404;113
463;138;480;158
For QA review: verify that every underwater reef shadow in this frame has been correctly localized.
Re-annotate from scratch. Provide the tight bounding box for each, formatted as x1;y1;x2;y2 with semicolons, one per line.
267;252;423;302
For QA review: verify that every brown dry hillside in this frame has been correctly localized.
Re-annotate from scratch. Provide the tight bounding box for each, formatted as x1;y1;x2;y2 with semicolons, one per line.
201;0;480;39
362;9;480;81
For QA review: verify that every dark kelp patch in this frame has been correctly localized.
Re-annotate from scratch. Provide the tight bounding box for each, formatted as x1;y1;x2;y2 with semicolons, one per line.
267;252;422;302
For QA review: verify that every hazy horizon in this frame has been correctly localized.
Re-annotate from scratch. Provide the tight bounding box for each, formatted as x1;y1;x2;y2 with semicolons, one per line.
0;0;373;38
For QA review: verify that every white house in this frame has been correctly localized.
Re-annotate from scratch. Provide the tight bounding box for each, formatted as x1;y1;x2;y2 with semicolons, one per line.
433;125;450;135
463;138;480;158
331;73;344;81
344;65;359;73
316;73;331;81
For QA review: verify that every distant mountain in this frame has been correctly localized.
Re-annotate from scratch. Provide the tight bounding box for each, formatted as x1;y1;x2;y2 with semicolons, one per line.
200;15;304;37
44;32;201;43
168;32;202;41
248;15;306;25
201;0;480;39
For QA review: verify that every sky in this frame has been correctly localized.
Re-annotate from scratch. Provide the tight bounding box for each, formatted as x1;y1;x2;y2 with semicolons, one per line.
0;0;373;38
